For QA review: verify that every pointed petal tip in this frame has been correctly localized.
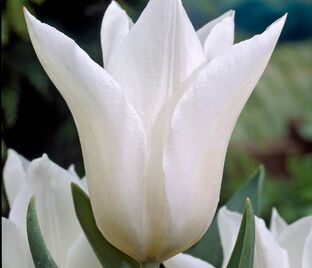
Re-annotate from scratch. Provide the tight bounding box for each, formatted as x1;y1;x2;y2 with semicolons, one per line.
228;10;235;16
107;0;125;13
23;7;33;21
267;13;287;32
41;153;49;160
7;148;17;157
23;7;41;31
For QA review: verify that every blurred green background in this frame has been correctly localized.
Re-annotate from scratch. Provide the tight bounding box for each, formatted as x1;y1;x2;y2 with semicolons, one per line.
2;0;312;222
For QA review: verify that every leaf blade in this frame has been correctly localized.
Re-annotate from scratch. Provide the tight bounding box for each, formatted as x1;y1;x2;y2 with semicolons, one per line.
226;198;255;268
227;165;265;215
26;196;58;268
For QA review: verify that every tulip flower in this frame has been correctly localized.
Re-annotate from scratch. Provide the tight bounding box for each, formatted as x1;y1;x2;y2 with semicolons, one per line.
2;149;101;268
24;0;286;264
217;206;312;268
164;253;214;268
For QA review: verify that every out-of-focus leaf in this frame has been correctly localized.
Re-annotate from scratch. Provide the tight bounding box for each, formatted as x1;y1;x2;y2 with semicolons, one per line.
186;166;264;266
2;13;9;46
71;183;139;268
227;165;265;215
226;198;255;268
2;84;21;128
30;0;47;5
6;0;29;39
27;196;58;268
299;122;312;141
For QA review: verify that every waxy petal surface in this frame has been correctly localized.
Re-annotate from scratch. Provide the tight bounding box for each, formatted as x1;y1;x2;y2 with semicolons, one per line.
26;155;81;267
65;233;102;268
303;230;312;268
277;216;312;268
197;10;234;46
3;149;29;206
270;208;288;238
24;9;147;261
1;218;34;268
203;14;235;60
163;16;286;250
101;1;133;69
164;253;215;268
111;0;205;131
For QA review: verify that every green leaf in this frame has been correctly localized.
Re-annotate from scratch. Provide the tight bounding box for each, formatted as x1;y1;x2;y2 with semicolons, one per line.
227;165;265;215
226;198;255;268
186;166;264;266
71;183;139;268
26;196;58;268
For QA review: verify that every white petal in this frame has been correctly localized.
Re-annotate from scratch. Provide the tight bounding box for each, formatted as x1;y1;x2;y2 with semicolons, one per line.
24;9;147;261
303;230;312;268
65;233;101;268
8;182;32;236
253;218;289;268
67;164;80;179
26;154;82;267
277;216;312;268
217;207;241;268
270;208;287;239
101;1;133;69
203;14;235;60
197;10;234;45
163;16;286;248
111;0;205;131
3;149;29;206
1;218;34;268
164;253;215;268
80;176;88;193
217;207;290;268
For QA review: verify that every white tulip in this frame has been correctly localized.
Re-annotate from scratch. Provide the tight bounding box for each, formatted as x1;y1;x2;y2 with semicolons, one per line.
2;149;101;268
24;0;286;263
164;253;215;268
270;208;312;268
217;206;312;268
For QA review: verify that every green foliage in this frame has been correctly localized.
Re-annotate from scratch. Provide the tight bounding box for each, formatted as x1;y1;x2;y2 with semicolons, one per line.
262;154;312;222
5;0;28;39
27;196;58;268
226;199;255;268
2;13;9;46
2;82;21;128
227;166;264;215
71;183;140;268
186;166;264;266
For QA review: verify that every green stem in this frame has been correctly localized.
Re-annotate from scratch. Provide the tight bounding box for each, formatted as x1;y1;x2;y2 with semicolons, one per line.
140;262;160;268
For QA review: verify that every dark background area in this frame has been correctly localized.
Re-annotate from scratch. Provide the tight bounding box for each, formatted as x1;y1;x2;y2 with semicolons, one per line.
2;0;312;221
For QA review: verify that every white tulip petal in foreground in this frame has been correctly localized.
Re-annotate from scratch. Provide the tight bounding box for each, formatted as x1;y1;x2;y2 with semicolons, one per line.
164;253;215;268
24;0;286;262
302;231;312;268
65;233;101;268
2;150;98;268
273;214;312;268
218;206;312;268
2;218;33;268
